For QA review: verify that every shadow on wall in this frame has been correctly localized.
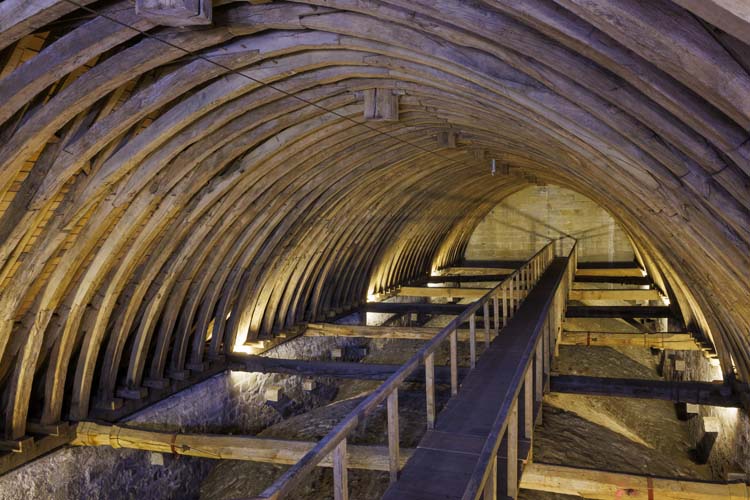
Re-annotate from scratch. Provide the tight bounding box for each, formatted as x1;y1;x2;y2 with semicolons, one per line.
464;185;635;262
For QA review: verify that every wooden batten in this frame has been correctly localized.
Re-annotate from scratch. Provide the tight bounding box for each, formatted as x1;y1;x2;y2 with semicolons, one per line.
135;0;212;26
363;89;399;121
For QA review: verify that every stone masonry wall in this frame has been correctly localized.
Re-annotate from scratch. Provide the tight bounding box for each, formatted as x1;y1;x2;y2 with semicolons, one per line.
464;185;634;262
663;349;750;481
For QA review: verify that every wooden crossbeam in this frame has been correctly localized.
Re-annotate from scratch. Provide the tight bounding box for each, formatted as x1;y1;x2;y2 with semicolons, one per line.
566;306;673;318
420;274;508;284
520;462;750;499
560;331;702;350
305;323;492;342
73;422;413;471
362;302;468;315
549;375;740;407
569;289;661;301
439;266;516;275
229;354;469;383
574;276;651;285
398;286;492;299
576;268;644;277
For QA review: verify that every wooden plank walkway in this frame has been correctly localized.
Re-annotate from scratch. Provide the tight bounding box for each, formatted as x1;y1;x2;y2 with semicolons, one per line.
382;259;569;500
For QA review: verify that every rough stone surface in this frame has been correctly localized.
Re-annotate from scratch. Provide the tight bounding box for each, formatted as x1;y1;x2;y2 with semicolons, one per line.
663;349;750;480
465;185;634;262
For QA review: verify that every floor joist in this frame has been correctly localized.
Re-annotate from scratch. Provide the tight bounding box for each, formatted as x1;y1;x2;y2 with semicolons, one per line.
549;375;740;407
566;306;673;318
560;331;702;350
305;323;492;342
229;354;469;383
574;276;651;285
575;268;644;277
569;289;661;301
397;286;494;299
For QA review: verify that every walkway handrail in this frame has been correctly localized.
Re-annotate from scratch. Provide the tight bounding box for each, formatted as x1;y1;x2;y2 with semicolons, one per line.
252;240;560;500
462;240;578;500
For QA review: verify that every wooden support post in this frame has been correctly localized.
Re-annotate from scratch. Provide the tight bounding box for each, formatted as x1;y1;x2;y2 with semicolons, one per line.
535;342;543;425
469;314;477;369
484;455;497;500
507;400;519;499
483;301;491;347
333;439;348;500
425;353;435;429
509;276;515;314
543;322;550;390
502;285;508;327
387;390;399;484
450;330;458;396
493;295;500;337
524;367;533;440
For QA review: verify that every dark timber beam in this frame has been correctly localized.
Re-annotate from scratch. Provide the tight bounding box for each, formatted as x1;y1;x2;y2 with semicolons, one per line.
549;375;741;407
566;306;673;318
229;355;469;383
362;302;470;315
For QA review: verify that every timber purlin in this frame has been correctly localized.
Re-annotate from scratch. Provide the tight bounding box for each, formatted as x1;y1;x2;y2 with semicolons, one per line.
383;258;569;500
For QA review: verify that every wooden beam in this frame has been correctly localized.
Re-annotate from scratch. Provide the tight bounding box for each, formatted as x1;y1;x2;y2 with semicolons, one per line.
441;266;517;275
362;302;469;315
574;276;651;285
520;462;749;499
569;289;661;301
549;375;740;407
135;0;212;27
576;268;644;277
305;323;497;342
560;331;702;350
670;1;750;49
399;286;499;299
73;421;413;471
422;274;509;284
229;354;469;383
566;306;673;318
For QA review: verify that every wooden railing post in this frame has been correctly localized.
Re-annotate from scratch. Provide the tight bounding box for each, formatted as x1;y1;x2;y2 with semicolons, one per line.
333;439;348;500
507;400;518;499
483;301;491;347
483;455;497;500
502;284;508;327
509;276;515;315
425;353;435;429
450;329;458;396
387;389;399;484
524;367;533;440
469;314;477;369
493;295;500;336
535;341;543;425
